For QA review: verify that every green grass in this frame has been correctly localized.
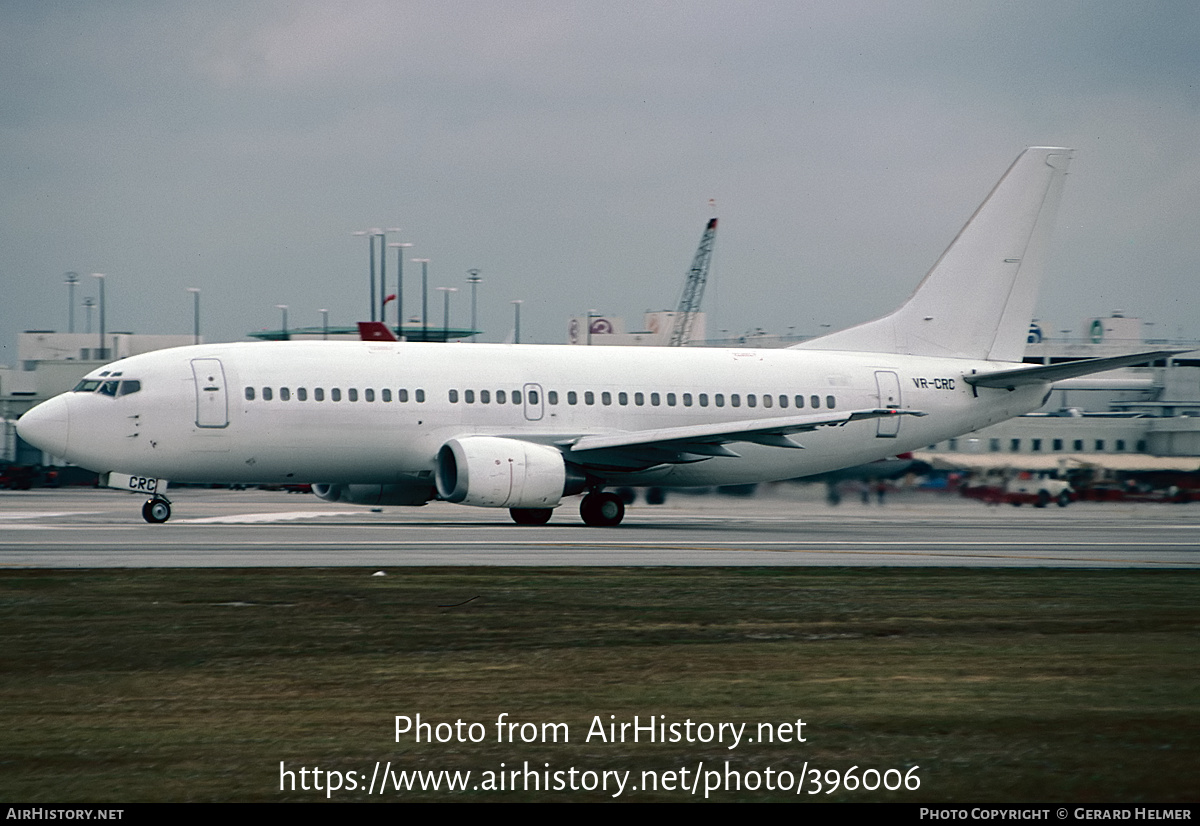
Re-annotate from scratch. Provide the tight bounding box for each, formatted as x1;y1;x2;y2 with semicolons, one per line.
1;568;1196;801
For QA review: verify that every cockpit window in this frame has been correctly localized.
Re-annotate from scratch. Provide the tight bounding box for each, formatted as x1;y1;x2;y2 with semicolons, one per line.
97;380;119;397
73;380;101;393
118;380;141;396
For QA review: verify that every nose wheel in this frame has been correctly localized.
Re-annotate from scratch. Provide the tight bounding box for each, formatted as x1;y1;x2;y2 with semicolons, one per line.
142;497;172;524
580;491;625;527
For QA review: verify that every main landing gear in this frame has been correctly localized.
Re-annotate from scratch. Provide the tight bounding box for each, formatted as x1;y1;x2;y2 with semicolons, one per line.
579;491;625;527
141;496;172;524
506;491;627;527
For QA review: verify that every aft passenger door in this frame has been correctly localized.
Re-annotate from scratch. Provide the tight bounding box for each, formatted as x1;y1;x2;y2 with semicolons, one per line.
874;370;901;438
191;358;229;428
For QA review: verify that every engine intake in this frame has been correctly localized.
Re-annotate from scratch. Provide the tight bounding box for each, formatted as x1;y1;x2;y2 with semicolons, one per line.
436;436;582;508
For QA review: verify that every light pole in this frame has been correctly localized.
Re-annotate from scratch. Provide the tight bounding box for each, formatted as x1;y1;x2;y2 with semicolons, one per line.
320;309;329;340
389;242;413;339
276;304;288;339
83;297;95;335
437;287;457;342
378;228;401;327
352;229;379;321
91;274;106;358
412;259;430;342
587;309;598;345
511;300;523;344
466;269;482;342
186;288;200;344
64;272;79;333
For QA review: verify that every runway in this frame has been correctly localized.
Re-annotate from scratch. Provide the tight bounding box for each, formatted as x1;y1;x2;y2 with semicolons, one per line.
3;485;1199;568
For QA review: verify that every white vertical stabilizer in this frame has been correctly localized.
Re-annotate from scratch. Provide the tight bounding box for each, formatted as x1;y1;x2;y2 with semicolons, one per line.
792;147;1073;363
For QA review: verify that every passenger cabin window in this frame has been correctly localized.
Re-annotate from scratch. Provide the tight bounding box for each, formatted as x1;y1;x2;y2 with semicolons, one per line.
245;386;255;401
480;390;490;404
298;388;308;401
348;388;358;402
667;393;676;406
528;390;539;405
464;390;475;404
602;391;612;405
715;394;724;407
511;390;520;404
497;390;507;404
449;389;459;403
826;395;836;409
398;389;409;402
331;388;341;402
381;389;390;402
314;388;325;401
585;391;595;405
635;392;645;406
683;393;692;407
262;387;273;401
548;391;558;405
365;389;375;402
280;387;291;401
795;395;804;408
416;389;425;403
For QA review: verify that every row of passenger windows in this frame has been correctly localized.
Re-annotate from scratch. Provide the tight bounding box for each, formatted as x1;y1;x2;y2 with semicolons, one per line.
245;387;426;403
941;437;1143;453
245;385;839;411
447;389;838;409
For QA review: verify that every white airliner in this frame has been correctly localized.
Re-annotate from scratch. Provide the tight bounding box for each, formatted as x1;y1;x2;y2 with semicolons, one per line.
16;147;1180;525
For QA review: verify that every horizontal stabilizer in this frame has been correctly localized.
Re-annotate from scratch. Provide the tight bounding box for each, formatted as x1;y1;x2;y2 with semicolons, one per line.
965;350;1189;389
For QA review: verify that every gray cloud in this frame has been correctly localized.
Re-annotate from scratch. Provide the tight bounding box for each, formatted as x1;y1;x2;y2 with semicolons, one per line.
3;1;1198;358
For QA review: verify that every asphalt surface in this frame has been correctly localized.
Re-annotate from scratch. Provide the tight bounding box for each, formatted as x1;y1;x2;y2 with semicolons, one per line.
2;485;1198;568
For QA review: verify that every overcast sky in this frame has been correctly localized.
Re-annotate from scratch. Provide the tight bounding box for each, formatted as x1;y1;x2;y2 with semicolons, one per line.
2;1;1198;358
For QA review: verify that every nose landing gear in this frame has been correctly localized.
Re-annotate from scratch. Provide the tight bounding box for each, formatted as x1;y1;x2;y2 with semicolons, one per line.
142;496;172;523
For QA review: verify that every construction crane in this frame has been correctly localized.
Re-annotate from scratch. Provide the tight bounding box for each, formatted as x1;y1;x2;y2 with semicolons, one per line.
667;217;718;346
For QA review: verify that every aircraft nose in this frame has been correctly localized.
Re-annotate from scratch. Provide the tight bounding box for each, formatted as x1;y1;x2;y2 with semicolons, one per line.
16;394;71;459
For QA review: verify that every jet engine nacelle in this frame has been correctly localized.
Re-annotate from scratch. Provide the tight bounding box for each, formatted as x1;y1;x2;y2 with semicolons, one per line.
311;482;435;506
436;436;579;508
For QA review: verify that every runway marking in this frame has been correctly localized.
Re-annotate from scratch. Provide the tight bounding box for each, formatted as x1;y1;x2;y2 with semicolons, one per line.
0;511;103;520
173;511;362;524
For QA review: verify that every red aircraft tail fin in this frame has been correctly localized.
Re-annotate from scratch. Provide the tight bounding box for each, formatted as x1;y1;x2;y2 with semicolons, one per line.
357;321;398;342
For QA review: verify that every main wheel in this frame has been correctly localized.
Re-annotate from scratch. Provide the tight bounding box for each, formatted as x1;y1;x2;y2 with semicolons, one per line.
580;492;625;527
142;498;171;524
510;507;553;525
1057;491;1071;508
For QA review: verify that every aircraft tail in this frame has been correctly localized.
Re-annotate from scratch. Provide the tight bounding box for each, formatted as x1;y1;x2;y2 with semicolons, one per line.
357;321;399;342
791;146;1073;363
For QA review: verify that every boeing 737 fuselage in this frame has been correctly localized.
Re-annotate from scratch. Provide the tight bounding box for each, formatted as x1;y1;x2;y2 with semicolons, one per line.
17;147;1172;525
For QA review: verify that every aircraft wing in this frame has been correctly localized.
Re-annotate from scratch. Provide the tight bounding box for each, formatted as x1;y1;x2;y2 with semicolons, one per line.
964;349;1190;390
558;408;925;467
